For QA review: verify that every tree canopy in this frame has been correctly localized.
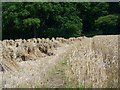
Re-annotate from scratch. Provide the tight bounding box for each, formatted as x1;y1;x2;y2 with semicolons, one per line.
2;2;120;40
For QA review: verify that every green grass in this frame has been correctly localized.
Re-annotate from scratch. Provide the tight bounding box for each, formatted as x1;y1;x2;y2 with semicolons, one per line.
59;56;85;89
34;52;85;89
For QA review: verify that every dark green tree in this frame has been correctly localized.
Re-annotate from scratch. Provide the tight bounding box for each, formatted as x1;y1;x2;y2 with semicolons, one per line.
95;14;119;35
2;2;120;40
2;2;83;39
76;2;109;36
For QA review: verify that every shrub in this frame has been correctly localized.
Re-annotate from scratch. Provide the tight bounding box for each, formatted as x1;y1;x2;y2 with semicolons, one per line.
95;14;119;35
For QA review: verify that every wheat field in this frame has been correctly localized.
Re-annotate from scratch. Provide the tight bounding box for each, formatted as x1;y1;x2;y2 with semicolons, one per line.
0;35;119;88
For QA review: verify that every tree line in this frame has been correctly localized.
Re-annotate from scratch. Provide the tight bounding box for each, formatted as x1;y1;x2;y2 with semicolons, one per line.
2;2;120;40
